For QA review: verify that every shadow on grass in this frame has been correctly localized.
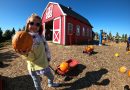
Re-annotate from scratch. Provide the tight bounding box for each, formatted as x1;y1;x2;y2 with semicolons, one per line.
64;64;86;81
0;50;19;68
1;75;35;90
0;62;9;68
0;51;19;62
60;68;110;90
91;51;98;55
83;51;98;56
102;44;111;46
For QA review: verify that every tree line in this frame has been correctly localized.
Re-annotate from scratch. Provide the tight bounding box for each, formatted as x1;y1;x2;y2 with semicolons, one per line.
0;27;129;43
94;31;128;42
0;27;24;43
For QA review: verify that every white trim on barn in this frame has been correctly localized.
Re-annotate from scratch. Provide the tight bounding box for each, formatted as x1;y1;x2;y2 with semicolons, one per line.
41;2;66;19
53;16;61;44
42;23;45;36
63;15;66;45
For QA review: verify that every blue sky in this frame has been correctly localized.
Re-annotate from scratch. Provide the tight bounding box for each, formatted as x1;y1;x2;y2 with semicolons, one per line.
0;0;130;36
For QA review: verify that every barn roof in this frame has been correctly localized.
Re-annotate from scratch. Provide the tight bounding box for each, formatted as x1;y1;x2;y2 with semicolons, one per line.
59;4;93;28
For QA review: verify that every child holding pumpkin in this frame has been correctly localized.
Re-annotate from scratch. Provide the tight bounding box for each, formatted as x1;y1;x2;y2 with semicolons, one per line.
16;14;59;90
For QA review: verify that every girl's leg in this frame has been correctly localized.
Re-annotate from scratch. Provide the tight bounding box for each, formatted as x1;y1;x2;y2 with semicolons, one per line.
44;68;59;87
44;68;54;85
30;74;42;90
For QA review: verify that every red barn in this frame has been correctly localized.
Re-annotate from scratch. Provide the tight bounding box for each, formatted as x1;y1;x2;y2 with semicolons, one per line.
42;2;93;45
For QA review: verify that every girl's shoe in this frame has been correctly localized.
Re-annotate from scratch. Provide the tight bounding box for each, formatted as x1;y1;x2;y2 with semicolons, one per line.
48;83;59;87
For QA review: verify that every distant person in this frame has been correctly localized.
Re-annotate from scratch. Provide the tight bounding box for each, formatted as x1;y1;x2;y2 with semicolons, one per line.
16;14;59;90
126;35;130;51
128;35;130;43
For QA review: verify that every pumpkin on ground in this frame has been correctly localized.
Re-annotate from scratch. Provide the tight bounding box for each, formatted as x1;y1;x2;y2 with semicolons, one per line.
12;31;33;52
86;47;92;52
115;53;119;57
102;40;106;45
126;51;130;54
119;66;127;73
128;70;130;77
89;45;94;51
59;62;69;72
85;45;94;52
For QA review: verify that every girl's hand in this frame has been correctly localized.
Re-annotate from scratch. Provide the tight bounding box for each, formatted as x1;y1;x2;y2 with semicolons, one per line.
15;49;29;55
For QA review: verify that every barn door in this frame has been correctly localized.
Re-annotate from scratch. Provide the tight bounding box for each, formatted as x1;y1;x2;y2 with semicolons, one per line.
53;17;61;44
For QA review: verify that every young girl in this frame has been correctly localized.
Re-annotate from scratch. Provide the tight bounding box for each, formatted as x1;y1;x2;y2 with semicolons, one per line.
16;14;59;90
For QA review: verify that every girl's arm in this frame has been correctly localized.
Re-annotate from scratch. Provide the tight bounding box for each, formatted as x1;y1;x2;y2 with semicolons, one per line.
19;50;36;62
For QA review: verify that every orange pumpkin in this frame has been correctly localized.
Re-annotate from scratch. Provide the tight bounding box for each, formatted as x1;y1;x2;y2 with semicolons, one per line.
59;62;69;72
86;47;92;52
119;66;127;73
12;31;33;52
89;45;94;51
85;46;88;51
102;40;106;45
128;70;130;77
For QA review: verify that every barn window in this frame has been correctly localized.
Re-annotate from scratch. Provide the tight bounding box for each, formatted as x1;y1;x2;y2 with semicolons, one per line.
76;25;80;36
89;30;92;37
46;5;53;19
82;27;85;36
87;28;89;37
85;29;88;36
68;23;73;34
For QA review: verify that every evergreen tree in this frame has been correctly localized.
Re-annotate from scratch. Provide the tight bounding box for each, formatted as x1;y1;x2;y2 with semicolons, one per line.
122;34;125;42
94;32;99;40
116;32;119;39
0;28;3;38
3;30;12;40
115;32;120;43
11;28;15;37
124;34;128;42
22;26;25;30
0;28;3;42
12;28;15;35
109;32;112;40
18;28;21;31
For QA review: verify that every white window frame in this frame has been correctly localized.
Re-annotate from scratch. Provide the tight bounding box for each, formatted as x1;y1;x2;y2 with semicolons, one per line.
89;30;92;37
68;23;73;34
82;27;85;36
87;28;89;37
76;25;80;36
85;28;88;37
46;5;53;19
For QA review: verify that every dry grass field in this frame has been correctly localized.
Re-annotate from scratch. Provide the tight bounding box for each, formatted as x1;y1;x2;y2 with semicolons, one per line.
0;41;130;90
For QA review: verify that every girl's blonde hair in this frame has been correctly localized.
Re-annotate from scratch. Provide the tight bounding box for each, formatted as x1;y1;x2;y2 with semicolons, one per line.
25;13;43;35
